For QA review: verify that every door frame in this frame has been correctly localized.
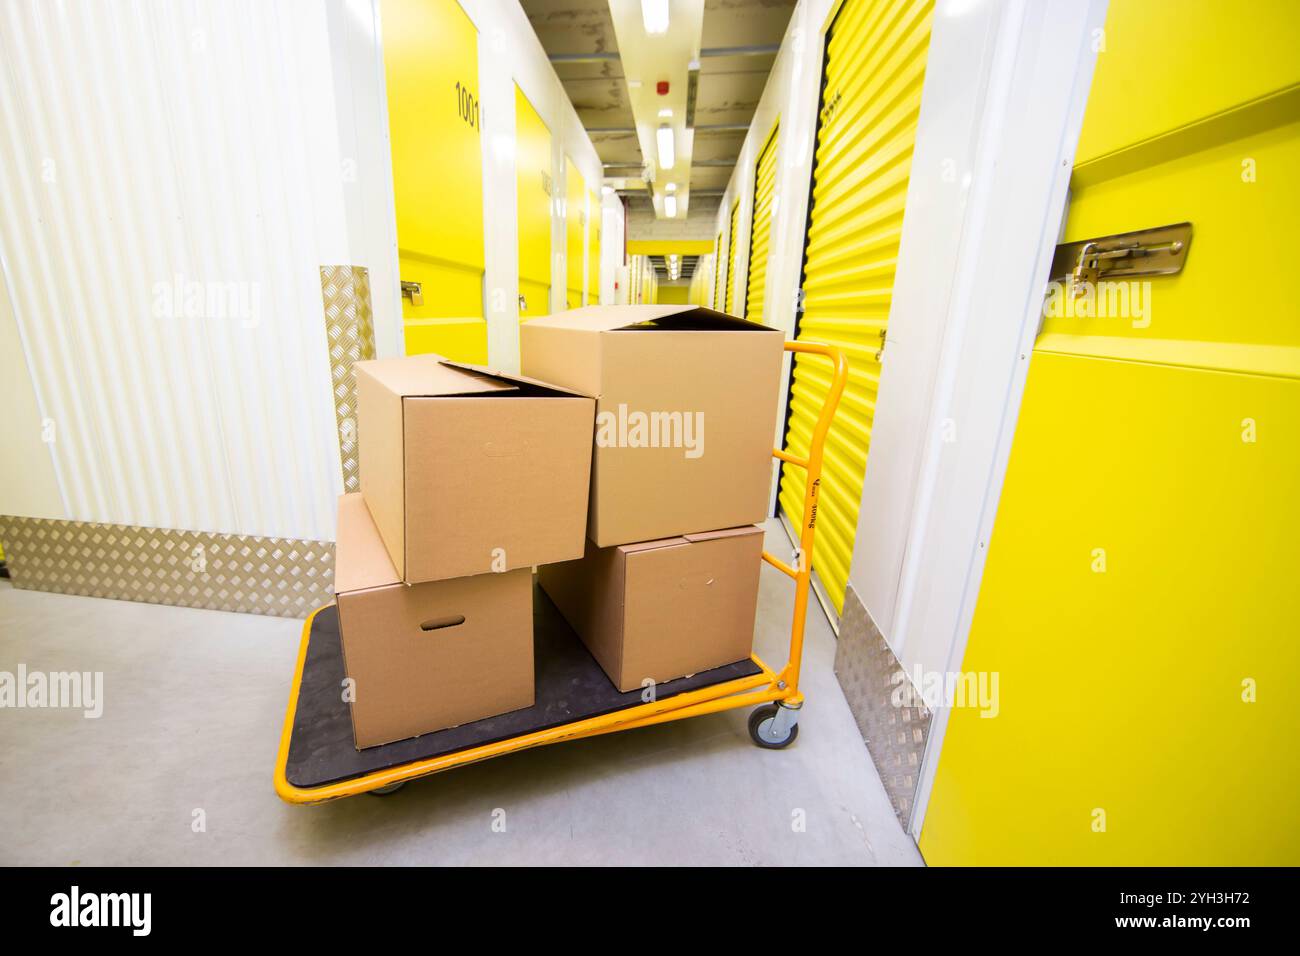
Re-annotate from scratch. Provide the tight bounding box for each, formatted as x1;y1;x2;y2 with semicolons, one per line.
884;0;1110;839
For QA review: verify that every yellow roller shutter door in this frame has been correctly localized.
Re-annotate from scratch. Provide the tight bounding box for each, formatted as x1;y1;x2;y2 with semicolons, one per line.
711;233;723;310
745;122;779;322
723;199;741;315
588;188;601;305
381;0;487;361
778;0;934;613
565;157;585;310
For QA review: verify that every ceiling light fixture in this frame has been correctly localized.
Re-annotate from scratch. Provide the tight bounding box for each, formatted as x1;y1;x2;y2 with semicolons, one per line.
642;0;669;35
664;194;678;218
656;125;675;170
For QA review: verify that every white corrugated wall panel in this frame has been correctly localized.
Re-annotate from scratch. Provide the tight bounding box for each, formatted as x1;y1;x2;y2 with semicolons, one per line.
0;0;350;540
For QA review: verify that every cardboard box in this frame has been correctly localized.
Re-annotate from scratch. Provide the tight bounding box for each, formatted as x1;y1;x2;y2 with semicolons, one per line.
355;354;594;583
538;525;763;692
520;305;784;547
334;493;534;749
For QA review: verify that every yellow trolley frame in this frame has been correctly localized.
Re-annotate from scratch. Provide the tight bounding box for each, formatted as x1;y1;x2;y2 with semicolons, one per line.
275;341;847;804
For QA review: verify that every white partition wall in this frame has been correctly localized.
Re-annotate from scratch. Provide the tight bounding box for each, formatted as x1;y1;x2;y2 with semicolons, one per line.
0;0;620;618
0;0;351;540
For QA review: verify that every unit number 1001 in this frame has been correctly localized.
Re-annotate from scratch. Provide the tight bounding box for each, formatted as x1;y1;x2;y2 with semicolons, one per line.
455;81;480;130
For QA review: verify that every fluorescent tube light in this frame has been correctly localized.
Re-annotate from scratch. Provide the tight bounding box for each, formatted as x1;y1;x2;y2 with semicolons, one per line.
656;125;675;170
664;194;678;218
642;0;669;34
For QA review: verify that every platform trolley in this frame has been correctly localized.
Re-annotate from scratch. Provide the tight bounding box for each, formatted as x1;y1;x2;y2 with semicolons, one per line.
275;341;847;803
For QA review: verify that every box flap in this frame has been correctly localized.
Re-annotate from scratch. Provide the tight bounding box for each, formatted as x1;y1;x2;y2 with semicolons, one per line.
334;493;401;593
354;354;518;398
683;525;764;544
617;535;690;555
441;360;590;398
613;308;775;333
525;304;697;332
527;304;775;334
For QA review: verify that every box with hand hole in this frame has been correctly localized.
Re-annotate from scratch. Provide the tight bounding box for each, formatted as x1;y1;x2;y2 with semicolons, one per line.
333;493;533;749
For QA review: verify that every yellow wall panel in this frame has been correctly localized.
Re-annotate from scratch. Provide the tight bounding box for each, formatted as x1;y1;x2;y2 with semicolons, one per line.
401;318;489;363
629;240;714;256
656;284;690;305
516;85;552;321
1074;0;1300;168
920;355;1300;865
382;0;486;360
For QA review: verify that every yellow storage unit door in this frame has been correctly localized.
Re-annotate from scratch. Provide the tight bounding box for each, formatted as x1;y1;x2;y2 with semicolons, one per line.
564;157;585;310
723;199;741;315
778;0;934;613
516;85;552;321
920;0;1300;865
382;0;486;362
711;234;723;310
745;122;779;323
588;188;601;305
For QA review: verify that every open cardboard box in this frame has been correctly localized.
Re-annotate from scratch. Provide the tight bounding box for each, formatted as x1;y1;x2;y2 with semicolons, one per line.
355;354;595;583
520;306;784;547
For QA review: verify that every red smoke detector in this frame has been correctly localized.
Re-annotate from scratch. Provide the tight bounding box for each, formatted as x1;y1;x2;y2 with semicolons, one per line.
656;81;670;95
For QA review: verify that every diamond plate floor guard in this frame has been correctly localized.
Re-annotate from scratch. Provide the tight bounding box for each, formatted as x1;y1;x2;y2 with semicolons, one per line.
834;583;932;827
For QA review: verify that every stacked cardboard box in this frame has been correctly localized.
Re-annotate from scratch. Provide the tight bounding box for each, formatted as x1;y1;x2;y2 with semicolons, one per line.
334;306;785;749
335;355;594;748
524;306;785;693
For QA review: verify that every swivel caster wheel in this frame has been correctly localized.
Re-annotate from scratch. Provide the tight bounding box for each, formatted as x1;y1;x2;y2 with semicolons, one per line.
368;781;407;796
748;702;800;749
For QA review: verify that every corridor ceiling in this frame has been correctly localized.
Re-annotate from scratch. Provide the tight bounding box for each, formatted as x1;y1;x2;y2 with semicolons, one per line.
521;0;796;220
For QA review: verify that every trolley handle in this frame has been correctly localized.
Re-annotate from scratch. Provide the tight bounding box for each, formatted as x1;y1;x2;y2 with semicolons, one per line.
763;340;848;579
760;340;848;697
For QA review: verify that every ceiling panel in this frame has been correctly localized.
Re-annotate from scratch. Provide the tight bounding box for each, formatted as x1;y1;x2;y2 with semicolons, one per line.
521;0;796;227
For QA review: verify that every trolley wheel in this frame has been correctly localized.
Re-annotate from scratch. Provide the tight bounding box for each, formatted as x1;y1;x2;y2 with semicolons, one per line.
367;781;407;797
748;703;799;749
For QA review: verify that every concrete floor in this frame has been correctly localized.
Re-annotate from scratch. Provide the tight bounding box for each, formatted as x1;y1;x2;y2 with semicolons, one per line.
0;522;922;866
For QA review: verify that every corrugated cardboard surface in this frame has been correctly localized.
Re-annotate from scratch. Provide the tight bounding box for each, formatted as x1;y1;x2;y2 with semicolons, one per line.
354;362;409;583
354;355;594;582
539;525;763;692
520;306;783;547
334;493;533;749
335;492;401;592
